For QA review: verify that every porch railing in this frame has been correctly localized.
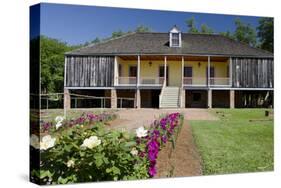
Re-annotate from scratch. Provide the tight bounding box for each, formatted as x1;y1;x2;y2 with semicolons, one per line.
117;76;164;86
183;77;230;87
118;77;137;85
140;77;164;85
183;77;207;86
209;77;231;86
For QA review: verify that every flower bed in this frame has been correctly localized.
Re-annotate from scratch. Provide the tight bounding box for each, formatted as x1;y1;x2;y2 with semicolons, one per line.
40;112;117;134
137;112;184;177
30;112;183;184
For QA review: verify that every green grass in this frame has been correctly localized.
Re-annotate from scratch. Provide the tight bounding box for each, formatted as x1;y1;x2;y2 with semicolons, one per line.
189;109;274;175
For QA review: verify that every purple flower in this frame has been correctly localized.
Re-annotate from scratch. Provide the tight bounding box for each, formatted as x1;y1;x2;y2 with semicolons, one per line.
42;122;52;132
147;140;159;161
152;130;160;138
160;118;167;130
161;135;167;143
75;117;85;124
87;113;97;121
139;151;145;158
148;165;157;177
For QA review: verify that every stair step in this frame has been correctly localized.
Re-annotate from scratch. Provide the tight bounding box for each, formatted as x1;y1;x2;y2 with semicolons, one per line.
160;86;180;108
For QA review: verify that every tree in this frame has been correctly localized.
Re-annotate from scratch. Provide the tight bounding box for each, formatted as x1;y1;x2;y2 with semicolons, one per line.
200;24;213;34
186;17;199;33
220;30;234;39
91;37;101;44
135;25;151;32
257;17;273;52
40;36;75;93
233;18;257;47
111;30;126;39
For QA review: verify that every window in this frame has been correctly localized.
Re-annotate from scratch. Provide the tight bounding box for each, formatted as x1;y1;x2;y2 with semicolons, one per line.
171;33;179;47
184;67;192;77
129;66;137;77
118;64;122;77
159;66;164;77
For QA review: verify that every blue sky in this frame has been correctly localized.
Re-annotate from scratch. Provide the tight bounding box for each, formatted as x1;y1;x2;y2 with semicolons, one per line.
35;3;264;45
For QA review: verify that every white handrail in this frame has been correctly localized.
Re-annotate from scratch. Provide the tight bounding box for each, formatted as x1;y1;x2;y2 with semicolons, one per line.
159;79;166;108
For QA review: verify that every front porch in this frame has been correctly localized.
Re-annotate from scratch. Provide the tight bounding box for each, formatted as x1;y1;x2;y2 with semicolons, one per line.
114;55;231;88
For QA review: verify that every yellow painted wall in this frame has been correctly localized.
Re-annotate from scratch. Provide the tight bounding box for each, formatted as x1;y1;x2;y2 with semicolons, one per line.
167;60;182;86
211;61;228;78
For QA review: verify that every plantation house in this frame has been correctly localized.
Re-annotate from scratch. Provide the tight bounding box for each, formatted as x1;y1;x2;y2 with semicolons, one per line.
64;26;273;109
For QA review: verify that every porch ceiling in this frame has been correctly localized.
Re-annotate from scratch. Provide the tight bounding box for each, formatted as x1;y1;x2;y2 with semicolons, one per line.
119;55;229;62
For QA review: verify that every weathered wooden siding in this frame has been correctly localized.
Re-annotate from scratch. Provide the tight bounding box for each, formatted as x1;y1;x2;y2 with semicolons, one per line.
232;58;274;88
66;56;114;87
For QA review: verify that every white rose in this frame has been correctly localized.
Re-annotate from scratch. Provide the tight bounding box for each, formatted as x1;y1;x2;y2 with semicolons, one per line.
130;148;138;156
66;159;75;168
55;116;64;130
136;126;148;138
30;134;40;149
40;135;56;150
55;122;62;130
81;136;101;149
55;116;64;123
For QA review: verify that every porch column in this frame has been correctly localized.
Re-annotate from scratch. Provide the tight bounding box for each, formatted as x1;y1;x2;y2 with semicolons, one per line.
164;56;167;86
64;89;71;110
207;89;212;108
229;57;232;86
230;90;235;108
114;56;118;86
111;89;117;108
137;55;140;86
135;89;141;108
181;56;184;87
181;88;186;108
207;56;210;87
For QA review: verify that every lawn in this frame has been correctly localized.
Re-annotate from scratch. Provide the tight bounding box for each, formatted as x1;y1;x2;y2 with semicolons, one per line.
189;109;274;175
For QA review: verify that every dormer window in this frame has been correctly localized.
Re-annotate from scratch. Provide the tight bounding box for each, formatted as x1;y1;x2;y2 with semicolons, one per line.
171;33;180;46
169;25;182;47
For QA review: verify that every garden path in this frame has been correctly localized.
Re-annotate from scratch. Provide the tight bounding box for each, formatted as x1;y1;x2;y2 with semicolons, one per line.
108;108;218;132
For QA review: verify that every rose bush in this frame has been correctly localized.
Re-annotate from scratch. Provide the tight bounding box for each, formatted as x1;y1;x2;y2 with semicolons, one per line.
31;121;149;184
31;112;183;184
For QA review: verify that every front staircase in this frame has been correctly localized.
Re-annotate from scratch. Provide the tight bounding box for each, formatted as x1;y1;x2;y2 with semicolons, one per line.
159;87;180;108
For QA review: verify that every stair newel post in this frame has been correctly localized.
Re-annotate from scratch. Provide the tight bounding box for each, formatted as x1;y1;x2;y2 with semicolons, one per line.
164;56;167;87
181;56;184;87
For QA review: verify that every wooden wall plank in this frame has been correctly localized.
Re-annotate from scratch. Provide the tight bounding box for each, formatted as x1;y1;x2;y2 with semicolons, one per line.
65;56;114;87
232;57;274;88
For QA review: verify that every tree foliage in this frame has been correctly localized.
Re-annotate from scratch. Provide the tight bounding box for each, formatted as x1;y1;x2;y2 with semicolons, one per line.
40;36;75;93
257;17;273;52
233;18;257;47
186;17;213;34
220;30;234;39
186;17;199;33
200;24;213;34
135;25;151;32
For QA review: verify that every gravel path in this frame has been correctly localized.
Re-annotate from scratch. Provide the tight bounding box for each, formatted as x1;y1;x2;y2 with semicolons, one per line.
108;108;218;132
